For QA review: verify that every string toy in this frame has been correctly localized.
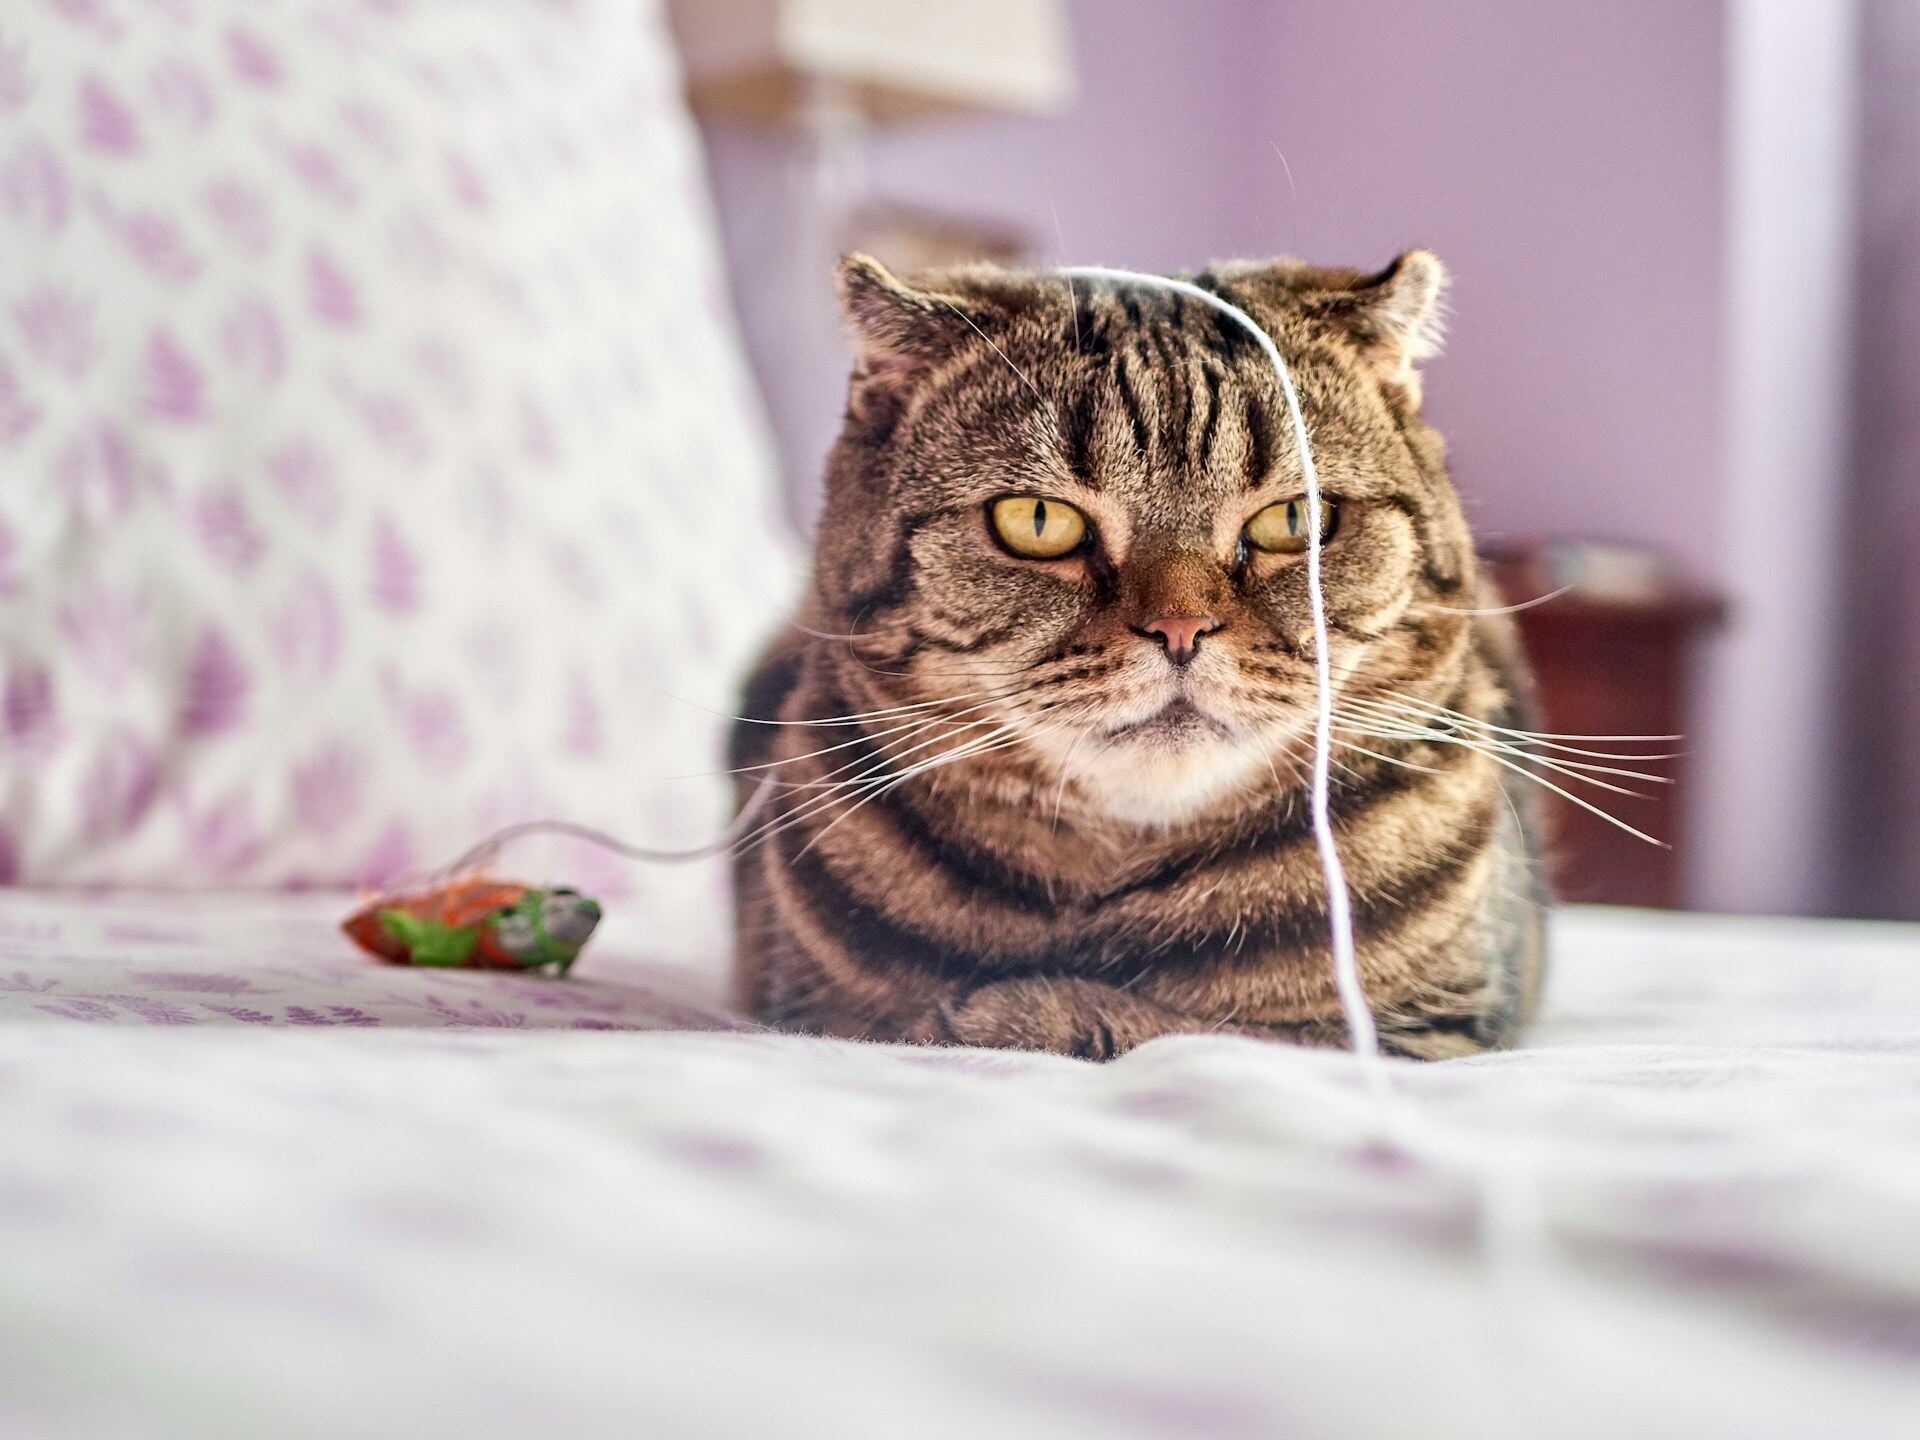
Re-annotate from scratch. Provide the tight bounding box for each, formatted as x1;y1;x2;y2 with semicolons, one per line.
340;787;775;971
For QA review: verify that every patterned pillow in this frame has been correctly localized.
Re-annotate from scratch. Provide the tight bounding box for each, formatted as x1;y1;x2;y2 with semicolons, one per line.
0;0;797;954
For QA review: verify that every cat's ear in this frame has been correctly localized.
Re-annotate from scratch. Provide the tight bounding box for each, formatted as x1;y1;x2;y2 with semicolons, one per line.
1311;249;1448;403
836;254;979;422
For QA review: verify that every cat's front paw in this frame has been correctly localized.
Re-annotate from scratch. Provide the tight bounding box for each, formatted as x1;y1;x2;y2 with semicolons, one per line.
939;976;1206;1060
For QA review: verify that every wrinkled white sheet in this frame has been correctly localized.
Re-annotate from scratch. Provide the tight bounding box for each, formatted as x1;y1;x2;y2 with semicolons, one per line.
1;890;1917;1440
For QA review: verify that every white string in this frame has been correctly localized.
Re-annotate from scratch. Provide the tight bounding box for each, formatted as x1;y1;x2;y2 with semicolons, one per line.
1057;266;1382;1076
1057;269;1585;1376
392;778;778;897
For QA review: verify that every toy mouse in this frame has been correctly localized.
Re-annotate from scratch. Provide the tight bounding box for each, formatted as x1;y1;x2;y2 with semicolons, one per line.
343;878;602;976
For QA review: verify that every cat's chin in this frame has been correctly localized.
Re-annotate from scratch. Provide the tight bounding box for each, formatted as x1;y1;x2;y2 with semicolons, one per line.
1036;722;1293;829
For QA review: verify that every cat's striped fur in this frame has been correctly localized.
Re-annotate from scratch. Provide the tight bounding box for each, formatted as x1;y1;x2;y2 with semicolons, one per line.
731;252;1548;1060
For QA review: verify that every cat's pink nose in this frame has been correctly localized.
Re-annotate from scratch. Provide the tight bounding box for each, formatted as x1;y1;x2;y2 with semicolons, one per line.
1140;614;1221;665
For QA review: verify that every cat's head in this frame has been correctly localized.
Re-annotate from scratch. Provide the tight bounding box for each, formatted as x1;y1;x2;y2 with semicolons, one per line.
813;251;1476;827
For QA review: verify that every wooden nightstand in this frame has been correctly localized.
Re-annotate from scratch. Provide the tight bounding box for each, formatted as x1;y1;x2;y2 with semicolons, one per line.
1481;553;1727;909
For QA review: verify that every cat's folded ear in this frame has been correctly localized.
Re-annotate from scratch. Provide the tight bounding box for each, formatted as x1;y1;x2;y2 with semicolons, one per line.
836;254;982;424
1308;249;1449;403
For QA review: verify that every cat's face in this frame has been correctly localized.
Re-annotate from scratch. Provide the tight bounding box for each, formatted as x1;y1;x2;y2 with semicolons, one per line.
814;252;1477;827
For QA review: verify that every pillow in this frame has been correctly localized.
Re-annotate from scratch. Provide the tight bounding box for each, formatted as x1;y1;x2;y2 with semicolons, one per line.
0;0;797;956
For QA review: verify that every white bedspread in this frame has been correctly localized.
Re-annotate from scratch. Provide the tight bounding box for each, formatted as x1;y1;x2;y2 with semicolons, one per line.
2;890;1917;1439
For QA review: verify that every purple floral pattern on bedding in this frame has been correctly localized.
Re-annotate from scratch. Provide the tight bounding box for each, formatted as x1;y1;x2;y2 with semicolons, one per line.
4;894;1920;1438
0;888;741;1032
0;0;797;967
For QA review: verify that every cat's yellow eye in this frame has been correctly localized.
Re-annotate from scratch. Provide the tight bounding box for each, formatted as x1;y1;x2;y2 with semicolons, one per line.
989;496;1088;559
1244;497;1337;555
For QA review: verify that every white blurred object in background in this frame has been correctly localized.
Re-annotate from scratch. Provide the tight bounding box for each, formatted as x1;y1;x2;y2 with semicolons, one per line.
666;0;1073;122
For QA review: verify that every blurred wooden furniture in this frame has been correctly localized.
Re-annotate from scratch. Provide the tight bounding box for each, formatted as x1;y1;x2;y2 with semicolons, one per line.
1481;549;1727;909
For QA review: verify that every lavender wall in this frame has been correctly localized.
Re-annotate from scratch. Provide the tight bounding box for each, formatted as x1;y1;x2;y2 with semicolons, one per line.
857;0;1284;274
1252;1;1728;563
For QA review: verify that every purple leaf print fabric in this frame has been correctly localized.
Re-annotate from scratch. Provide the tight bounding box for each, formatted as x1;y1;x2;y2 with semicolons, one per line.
14;282;98;380
306;246;359;327
78;73;140;155
0;135;70;235
0;37;31;113
143;327;205;422
178;625;249;736
368;514;420;613
218;295;286;388
0;357;43;444
0;0;798;957
78;730;160;841
287;739;365;838
192;486;267;574
270;569;343;683
3;662;58;753
225;23;285;90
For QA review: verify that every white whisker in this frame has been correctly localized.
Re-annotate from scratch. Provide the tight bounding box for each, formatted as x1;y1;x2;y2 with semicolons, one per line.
931;295;1058;423
1337;703;1673;789
1370;692;1679;748
1333;715;1662;801
1418;584;1575;617
1333;718;1667;847
791;723;1050;862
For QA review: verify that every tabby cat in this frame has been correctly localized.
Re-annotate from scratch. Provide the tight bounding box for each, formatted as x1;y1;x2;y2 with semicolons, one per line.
730;250;1548;1060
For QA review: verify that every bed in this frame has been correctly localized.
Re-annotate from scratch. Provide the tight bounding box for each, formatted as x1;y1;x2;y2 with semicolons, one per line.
4;5;1918;1435
2;888;1916;1440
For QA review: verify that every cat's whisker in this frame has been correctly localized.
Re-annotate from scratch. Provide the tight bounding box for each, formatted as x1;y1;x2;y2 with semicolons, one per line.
1048;728;1089;836
1478;747;1667;847
727;695;1063;859
930;296;1064;439
1333;737;1448;777
725;749;936;863
786;611;909;646
749;720;1036;866
1385;704;1684;756
769;696;1042;795
756;719;992;793
1338;700;1675;782
844;717;1066;815
717;685;1018;729
776;700;1062;795
726;708;1014;835
1330;718;1664;846
791;723;1055;862
1415;584;1575;617
842;647;1109;684
1363;691;1680;748
678;693;1027;783
1341;689;1674;753
1332;716;1660;800
1325;753;1371;787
